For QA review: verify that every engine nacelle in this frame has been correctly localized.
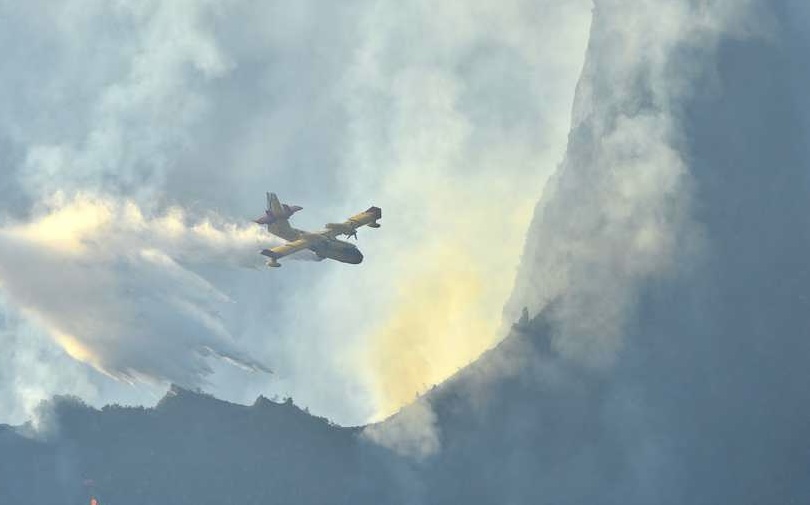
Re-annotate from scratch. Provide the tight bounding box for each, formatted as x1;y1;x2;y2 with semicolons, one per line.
368;222;381;228
266;259;281;268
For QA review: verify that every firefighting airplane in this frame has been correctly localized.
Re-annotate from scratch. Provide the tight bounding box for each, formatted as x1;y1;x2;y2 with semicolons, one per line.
254;192;381;267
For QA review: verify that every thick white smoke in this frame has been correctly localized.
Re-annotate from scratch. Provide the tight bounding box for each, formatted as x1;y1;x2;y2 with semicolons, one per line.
0;194;286;390
19;0;233;201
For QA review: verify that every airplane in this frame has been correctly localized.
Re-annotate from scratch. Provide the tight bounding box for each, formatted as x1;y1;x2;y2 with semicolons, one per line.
253;192;303;230
257;192;381;268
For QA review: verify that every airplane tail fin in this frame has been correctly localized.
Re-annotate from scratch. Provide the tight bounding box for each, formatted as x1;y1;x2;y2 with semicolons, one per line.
268;192;285;216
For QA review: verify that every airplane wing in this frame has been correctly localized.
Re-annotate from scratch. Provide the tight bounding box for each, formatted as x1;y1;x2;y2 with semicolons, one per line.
324;206;382;238
260;237;313;265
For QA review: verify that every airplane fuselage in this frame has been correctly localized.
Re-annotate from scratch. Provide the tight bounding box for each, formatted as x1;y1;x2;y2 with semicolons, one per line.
309;238;364;264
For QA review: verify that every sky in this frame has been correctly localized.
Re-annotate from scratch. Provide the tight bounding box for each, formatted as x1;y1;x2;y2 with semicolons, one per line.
0;0;593;426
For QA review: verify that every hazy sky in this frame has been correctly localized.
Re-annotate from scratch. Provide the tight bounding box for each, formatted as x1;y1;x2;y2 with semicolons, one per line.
0;0;592;425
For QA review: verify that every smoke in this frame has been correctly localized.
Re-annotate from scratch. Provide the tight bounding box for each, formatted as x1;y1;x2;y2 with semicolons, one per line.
364;246;498;418
18;0;233;201
0;301;102;425
340;0;593;420
504;0;776;367
0;194;281;389
363;398;439;460
0;0;594;426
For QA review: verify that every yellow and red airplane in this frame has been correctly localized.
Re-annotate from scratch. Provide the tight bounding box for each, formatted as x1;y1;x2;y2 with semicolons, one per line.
256;192;381;268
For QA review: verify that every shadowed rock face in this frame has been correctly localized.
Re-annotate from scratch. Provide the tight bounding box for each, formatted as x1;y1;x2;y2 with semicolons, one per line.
3;1;810;504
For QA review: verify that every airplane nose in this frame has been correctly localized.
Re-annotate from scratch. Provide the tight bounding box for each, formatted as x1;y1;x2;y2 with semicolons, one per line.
348;249;364;264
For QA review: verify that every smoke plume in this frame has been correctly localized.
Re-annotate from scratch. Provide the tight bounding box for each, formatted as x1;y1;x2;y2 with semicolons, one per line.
0;194;281;388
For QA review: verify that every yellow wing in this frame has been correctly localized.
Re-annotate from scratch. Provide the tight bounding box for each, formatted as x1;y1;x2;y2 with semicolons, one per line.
324;206;382;238
260;238;312;265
